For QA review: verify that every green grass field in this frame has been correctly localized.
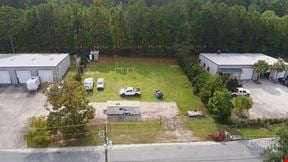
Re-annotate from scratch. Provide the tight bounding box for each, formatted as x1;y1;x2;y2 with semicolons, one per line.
68;57;205;115
65;57;218;141
61;57;279;146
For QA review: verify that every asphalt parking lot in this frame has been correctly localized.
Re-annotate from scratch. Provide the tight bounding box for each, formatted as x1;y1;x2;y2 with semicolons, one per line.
243;80;288;119
0;86;47;148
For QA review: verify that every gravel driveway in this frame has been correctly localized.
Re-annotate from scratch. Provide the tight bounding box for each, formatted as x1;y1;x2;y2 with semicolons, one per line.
243;80;288;119
89;101;197;141
89;102;179;121
0;86;47;148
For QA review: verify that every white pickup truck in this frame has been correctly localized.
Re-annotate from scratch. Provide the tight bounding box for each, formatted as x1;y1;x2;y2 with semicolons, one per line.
119;87;141;96
231;88;250;97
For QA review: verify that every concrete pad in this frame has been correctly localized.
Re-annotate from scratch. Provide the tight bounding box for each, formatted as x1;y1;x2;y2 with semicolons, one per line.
243;80;288;119
0;86;48;148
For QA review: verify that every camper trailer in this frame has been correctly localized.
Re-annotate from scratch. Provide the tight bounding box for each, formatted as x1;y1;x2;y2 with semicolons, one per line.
106;101;140;115
26;76;40;91
84;77;94;91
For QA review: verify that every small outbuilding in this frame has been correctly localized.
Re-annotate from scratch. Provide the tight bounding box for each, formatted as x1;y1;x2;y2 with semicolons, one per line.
199;53;288;80
89;50;99;61
0;53;70;84
106;101;140;115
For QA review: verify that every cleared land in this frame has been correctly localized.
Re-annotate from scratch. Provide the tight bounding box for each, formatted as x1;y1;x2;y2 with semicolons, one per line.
60;57;280;146
65;57;216;143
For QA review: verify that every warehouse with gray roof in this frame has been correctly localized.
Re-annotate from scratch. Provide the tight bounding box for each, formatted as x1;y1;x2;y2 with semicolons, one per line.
199;53;288;80
0;53;70;84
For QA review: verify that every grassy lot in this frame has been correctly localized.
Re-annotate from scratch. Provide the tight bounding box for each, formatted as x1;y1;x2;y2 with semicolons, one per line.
231;125;280;139
50;121;163;147
67;57;205;115
65;57;218;141
62;57;279;145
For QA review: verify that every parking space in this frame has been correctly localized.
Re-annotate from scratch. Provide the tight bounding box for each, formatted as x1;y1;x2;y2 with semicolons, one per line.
0;86;47;148
243;80;288;119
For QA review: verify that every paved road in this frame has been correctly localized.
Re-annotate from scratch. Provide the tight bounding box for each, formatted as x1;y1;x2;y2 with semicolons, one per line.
0;86;48;148
0;139;274;162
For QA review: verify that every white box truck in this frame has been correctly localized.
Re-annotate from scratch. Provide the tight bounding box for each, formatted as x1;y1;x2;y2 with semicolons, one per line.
106;101;140;115
26;76;40;91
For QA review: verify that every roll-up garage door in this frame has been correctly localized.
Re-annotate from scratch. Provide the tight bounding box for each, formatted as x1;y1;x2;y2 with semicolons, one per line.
16;71;32;83
38;70;54;83
0;71;11;84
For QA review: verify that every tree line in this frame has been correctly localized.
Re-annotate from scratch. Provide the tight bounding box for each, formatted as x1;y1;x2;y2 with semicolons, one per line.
0;0;287;57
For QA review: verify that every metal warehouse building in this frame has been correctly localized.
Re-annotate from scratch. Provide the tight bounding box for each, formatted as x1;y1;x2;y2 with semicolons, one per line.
199;53;288;80
0;53;70;84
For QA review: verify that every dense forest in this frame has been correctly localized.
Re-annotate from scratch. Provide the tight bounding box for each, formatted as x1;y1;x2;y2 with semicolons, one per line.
0;0;287;56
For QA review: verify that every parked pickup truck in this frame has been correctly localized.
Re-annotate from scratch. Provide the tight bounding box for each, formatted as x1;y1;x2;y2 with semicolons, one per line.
231;88;250;97
119;87;141;96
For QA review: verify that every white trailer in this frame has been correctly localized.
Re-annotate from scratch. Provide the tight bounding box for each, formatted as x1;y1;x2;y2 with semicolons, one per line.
106;101;140;115
84;77;94;91
26;76;40;91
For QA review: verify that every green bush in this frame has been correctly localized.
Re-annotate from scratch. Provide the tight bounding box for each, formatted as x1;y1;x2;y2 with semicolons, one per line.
200;74;224;105
207;88;233;123
25;116;52;148
192;72;210;94
224;77;240;92
74;72;82;82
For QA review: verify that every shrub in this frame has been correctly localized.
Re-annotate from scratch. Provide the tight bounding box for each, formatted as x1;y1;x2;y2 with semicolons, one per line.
207;88;233;123
209;129;227;141
25;116;52;147
73;72;82;82
192;72;210;94
200;74;223;105
224;77;240;92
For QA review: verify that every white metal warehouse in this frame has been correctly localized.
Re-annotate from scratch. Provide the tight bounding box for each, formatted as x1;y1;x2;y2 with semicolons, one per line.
0;53;70;84
199;53;288;80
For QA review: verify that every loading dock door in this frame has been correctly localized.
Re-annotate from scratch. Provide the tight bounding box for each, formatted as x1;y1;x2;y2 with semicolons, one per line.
38;70;54;83
0;71;11;84
16;71;32;83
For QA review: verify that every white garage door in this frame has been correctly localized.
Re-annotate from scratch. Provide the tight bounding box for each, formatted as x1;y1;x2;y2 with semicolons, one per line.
38;70;54;83
241;68;254;80
0;71;11;84
16;71;32;83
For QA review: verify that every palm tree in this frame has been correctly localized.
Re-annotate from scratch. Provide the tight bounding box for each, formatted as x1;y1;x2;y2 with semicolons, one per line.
272;58;286;80
232;96;252;129
232;96;252;117
253;60;269;81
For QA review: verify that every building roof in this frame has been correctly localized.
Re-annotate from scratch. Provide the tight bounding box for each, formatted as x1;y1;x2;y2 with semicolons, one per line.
0;53;69;67
106;101;140;108
200;53;286;66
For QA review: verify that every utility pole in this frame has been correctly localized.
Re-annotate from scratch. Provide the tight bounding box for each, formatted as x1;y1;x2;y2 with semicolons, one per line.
99;122;112;162
104;122;108;162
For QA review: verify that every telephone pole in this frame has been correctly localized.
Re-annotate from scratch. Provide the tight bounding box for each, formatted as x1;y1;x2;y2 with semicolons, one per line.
104;122;108;162
99;122;112;162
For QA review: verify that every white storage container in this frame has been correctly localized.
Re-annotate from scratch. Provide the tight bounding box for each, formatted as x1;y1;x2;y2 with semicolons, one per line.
26;76;40;91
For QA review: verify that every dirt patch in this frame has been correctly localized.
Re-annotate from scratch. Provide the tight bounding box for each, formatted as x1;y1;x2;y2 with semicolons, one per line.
158;117;198;142
140;102;179;120
89;102;197;142
89;102;107;122
89;102;179;122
